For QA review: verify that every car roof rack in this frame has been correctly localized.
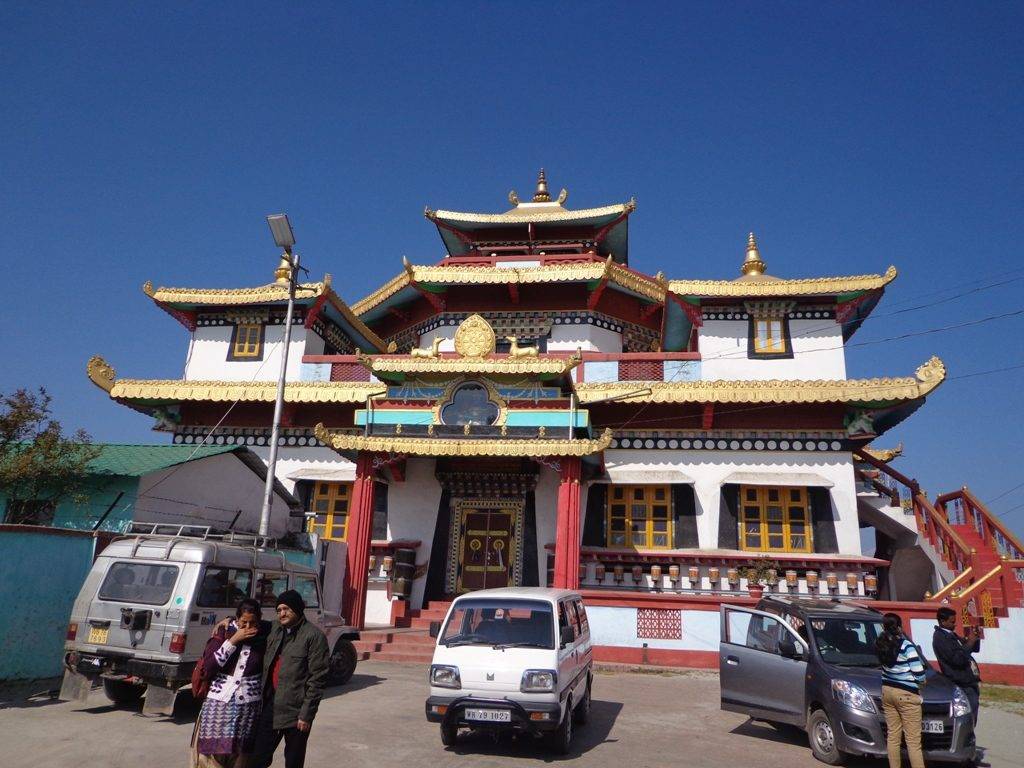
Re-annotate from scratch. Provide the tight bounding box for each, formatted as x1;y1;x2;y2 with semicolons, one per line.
116;522;280;562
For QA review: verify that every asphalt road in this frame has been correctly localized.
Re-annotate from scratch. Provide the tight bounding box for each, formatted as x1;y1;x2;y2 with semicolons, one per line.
2;662;1020;767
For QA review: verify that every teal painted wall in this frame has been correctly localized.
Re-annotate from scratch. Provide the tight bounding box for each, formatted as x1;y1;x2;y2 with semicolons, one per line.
1;476;141;532
0;528;96;680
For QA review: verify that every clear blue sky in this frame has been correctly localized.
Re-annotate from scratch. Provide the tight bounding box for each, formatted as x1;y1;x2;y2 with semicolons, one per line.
3;3;1022;537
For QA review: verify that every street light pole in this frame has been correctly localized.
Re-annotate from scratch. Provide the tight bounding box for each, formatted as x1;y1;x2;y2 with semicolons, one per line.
259;214;299;540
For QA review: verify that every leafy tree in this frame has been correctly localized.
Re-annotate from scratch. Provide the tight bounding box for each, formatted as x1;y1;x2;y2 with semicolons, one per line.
0;388;101;525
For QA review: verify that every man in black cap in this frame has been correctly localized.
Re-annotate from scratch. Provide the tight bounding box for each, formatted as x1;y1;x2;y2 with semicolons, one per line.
251;589;330;768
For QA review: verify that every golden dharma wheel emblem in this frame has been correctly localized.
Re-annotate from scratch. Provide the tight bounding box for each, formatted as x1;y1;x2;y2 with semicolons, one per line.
454;313;496;358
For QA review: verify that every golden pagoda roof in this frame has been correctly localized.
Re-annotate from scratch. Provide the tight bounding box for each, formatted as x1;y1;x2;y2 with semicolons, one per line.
574;357;946;405
143;275;388;352
427;201;635;226
351;257;666;315
87;356;384;404
313;424;613;458
669;265;898;298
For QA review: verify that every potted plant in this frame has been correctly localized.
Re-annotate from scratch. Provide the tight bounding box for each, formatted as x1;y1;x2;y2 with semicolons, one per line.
743;561;779;599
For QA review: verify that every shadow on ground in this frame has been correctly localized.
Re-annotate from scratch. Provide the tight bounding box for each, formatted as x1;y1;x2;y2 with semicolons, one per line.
443;699;623;762
730;719;882;767
0;678;63;710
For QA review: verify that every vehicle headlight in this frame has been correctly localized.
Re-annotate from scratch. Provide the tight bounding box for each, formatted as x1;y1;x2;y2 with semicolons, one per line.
952;686;972;717
521;669;557;693
430;664;461;689
831;680;876;713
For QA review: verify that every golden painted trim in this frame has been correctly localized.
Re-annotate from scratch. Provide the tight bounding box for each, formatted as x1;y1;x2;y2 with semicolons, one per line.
426;201;634;226
87;355;116;393
357;352;581;376
863;443;904;463
143;280;326;305
351;260;665;315
314;424;613;457
668;266;897;298
574;357;946;405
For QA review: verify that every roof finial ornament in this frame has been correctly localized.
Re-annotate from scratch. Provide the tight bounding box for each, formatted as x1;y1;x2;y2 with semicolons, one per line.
532;168;551;202
741;231;767;277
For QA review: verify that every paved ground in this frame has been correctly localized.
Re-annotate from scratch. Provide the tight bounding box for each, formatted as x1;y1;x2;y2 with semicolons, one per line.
2;662;1021;768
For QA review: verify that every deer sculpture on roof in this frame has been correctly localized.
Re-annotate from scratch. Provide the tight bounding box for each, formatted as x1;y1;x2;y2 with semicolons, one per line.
506;336;539;358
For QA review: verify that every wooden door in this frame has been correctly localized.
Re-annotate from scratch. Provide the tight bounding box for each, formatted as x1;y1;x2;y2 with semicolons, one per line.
457;505;517;593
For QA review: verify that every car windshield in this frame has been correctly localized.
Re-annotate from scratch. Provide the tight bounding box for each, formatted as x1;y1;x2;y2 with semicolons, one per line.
440;599;554;649
98;562;179;606
810;617;885;666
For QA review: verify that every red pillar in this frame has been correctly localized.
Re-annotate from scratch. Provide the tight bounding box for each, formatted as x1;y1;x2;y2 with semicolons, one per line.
553;457;582;590
342;452;376;629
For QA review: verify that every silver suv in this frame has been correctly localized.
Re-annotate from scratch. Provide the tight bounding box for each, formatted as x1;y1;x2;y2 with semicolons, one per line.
60;525;359;715
720;596;975;765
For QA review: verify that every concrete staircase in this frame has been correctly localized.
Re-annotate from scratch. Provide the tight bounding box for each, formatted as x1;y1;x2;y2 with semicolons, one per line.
354;601;450;664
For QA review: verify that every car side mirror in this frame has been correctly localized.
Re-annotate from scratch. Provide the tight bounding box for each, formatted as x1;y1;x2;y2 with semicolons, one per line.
560;625;574;648
429;620;441;639
779;636;804;660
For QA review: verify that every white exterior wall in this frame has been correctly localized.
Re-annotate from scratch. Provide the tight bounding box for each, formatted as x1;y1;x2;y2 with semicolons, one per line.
698;319;846;380
241;446;355;495
548;324;622;353
588;605;719;654
135;453;293;538
913;607;1024;667
533;466;561;584
384;459;444;609
184;325;309;381
601;448;861;555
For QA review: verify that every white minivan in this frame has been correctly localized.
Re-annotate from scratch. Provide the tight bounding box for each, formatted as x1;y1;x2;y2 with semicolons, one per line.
425;588;593;754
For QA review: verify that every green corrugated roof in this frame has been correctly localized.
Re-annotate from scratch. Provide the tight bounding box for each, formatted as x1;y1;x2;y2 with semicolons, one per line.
87;444;241;477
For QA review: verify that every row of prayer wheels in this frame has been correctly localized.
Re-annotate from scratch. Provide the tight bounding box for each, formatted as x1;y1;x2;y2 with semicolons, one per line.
580;562;878;594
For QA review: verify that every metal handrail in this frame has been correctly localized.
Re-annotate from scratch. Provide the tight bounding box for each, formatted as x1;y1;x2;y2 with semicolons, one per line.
954;563;1004;601
929;566;974;601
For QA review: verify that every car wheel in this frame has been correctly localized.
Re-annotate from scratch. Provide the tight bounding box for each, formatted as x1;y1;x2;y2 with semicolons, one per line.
573;677;591;726
328;640;357;686
102;679;144;705
807;709;845;765
440;721;458;747
547;700;573;755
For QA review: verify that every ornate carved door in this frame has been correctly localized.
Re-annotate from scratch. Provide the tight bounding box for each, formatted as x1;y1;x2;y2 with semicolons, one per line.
454;500;522;594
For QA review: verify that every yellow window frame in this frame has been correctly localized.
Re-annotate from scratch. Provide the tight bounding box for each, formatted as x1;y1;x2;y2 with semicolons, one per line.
232;323;263;358
606;485;673;549
739;485;812;553
753;317;787;354
306;482;351;541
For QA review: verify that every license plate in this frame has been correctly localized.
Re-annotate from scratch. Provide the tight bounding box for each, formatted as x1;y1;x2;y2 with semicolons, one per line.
465;708;511;723
922;720;945;734
88;627;109;644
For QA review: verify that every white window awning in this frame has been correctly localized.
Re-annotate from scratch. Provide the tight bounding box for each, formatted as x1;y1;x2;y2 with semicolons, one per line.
603;463;695;485
286;466;356;483
723;471;834;488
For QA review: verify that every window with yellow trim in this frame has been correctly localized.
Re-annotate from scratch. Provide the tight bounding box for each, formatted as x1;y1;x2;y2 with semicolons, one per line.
739;485;812;553
606;485;673;549
231;323;263;359
306;482;351;541
752;318;787;354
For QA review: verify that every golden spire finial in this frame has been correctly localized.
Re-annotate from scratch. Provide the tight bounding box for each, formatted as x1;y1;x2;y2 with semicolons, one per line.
741;231;767;277
274;254;293;285
532;168;551;202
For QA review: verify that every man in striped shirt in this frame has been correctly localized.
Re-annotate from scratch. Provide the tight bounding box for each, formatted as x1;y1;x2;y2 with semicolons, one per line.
878;613;927;768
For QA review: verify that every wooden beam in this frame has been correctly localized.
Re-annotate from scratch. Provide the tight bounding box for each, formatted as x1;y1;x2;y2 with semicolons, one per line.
508;283;520;304
702;403;715;430
587;276;609;310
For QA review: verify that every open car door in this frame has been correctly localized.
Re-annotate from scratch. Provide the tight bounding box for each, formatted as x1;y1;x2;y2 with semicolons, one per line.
719;604;808;726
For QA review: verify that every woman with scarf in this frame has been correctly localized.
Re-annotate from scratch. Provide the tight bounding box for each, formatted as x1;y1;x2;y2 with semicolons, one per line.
191;598;266;767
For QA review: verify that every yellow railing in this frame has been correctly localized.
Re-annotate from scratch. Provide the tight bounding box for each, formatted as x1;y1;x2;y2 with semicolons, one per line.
929;567;974;602
955;563;1004;602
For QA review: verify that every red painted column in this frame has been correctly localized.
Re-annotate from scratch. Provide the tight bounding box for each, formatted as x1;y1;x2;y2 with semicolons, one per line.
553;456;583;590
342;452;376;629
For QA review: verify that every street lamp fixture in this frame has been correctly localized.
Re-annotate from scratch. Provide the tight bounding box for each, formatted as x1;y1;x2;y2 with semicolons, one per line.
258;214;302;540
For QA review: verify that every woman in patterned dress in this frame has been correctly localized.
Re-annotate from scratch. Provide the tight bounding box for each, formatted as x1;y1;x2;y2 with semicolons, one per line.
191;598;266;767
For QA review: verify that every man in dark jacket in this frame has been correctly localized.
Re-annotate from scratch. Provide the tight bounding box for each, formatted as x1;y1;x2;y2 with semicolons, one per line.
251;589;330;768
932;606;982;725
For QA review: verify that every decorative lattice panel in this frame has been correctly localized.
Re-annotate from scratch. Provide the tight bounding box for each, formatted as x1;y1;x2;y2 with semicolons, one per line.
636;608;682;640
618;360;664;381
331;362;371;382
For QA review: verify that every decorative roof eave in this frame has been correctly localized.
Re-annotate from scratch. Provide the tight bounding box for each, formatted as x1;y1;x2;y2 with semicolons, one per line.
574;357;946;405
142;276;388;352
313;424;613;458
425;200;635;227
668;266;898;299
351;258;667;316
862;443;904;463
355;350;582;377
86;356;385;404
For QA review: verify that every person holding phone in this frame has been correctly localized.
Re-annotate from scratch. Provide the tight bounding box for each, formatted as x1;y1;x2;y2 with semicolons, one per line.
191;598;267;767
933;607;982;725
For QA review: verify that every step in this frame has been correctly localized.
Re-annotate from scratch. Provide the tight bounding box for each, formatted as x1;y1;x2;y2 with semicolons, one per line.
367;649;434;663
359;631;436;648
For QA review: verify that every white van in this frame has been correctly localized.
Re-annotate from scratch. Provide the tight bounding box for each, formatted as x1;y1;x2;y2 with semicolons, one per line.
424;588;593;754
59;526;359;715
